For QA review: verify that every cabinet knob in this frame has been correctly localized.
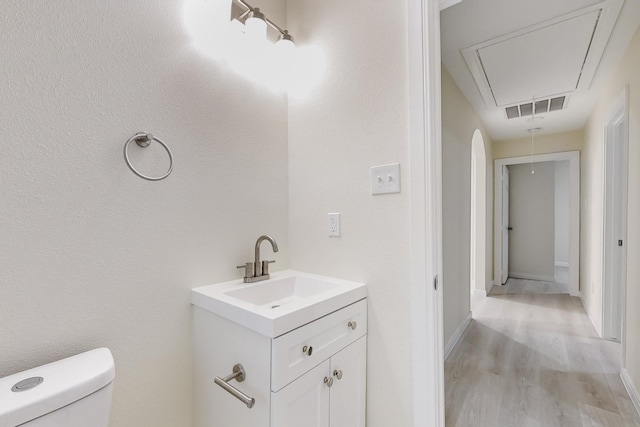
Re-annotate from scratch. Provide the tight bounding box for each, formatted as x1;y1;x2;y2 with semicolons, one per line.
333;369;343;380
324;376;333;388
348;321;357;330
302;345;313;356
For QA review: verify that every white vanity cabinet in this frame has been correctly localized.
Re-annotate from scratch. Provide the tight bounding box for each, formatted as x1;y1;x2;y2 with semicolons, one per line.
193;298;367;427
271;336;366;427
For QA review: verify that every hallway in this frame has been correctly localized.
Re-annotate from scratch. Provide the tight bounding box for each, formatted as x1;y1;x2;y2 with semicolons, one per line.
445;283;640;426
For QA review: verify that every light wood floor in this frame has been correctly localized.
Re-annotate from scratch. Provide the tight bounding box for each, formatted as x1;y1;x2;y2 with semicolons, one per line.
445;279;640;426
490;268;570;296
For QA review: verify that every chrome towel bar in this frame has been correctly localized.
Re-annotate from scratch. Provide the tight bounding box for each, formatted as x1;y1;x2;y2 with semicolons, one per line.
214;364;255;409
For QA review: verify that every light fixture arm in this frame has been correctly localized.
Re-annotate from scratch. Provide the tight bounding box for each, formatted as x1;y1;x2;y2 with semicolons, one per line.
237;9;250;20
233;0;290;36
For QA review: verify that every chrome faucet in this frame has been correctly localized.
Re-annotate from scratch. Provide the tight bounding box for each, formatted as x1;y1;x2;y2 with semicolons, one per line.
237;235;279;283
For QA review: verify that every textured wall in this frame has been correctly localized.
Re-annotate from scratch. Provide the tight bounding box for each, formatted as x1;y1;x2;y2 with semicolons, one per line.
441;66;494;347
0;1;289;426
286;1;414;425
493;129;584;159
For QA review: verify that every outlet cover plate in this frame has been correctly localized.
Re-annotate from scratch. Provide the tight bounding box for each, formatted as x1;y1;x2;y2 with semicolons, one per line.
328;213;340;237
371;163;401;195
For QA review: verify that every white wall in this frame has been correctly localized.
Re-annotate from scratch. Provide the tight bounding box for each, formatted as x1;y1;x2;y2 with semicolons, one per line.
442;129;471;338
508;162;555;281
555;161;570;267
0;1;289;426
493;129;584;159
286;1;415;425
583;25;640;393
441;66;493;347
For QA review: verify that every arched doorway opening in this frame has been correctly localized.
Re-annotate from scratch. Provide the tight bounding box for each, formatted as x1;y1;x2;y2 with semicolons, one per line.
470;129;487;297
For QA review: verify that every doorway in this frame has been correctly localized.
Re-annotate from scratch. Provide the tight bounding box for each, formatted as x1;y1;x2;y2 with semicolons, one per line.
602;88;629;343
501;165;509;284
507;161;557;283
470;129;487;296
494;151;580;296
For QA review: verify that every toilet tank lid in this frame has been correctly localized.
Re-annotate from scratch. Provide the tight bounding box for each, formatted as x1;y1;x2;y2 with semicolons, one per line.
0;348;115;426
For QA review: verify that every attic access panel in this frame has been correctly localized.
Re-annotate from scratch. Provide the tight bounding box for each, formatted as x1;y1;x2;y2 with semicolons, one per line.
461;0;623;109
480;10;598;107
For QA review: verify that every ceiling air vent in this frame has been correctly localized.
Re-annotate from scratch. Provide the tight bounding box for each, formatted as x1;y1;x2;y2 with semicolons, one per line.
504;96;567;119
549;96;566;112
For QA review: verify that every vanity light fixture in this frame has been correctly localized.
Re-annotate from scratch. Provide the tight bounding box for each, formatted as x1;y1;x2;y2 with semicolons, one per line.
244;8;267;40
277;31;294;48
233;0;295;47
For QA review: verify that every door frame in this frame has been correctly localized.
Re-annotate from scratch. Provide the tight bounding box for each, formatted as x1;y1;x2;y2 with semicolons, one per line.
501;165;510;284
601;87;629;347
494;151;580;296
470;129;487;295
408;0;443;426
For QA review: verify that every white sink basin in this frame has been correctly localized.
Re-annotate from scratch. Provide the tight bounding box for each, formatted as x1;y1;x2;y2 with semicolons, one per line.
191;270;366;337
224;275;342;307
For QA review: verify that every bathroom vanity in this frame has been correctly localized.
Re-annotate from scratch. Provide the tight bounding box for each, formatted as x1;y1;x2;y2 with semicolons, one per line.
191;271;367;427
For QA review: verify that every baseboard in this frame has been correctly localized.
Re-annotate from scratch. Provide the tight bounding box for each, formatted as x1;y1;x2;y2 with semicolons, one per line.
439;0;462;11
555;261;569;268
509;272;556;282
621;368;640;417
569;289;582;298
472;288;487;297
473;283;494;296
579;293;603;337
445;312;472;361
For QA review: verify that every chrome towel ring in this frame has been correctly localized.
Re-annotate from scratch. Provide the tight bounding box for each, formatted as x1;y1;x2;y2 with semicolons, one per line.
123;132;174;181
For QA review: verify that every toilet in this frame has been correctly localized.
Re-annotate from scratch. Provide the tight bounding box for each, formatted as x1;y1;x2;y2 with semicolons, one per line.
0;348;115;427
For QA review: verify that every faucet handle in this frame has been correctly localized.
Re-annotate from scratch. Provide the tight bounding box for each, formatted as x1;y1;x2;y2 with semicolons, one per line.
261;260;275;276
237;262;255;278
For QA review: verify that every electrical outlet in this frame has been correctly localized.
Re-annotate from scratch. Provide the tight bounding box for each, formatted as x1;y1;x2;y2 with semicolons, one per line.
328;213;340;237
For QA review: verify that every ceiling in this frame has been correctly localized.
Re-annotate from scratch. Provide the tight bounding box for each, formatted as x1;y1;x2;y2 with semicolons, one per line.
441;0;640;141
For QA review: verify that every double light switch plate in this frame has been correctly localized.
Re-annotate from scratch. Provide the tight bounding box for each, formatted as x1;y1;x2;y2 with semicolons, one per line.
371;163;401;195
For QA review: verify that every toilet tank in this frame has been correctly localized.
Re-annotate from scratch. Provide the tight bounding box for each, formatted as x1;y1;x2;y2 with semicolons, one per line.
0;348;115;427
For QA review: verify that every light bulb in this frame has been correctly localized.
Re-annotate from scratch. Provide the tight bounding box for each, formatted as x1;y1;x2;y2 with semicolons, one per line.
276;31;295;51
245;8;267;41
276;37;295;52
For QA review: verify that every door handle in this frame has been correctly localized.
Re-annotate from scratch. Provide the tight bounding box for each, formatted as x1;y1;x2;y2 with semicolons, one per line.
508;227;513;231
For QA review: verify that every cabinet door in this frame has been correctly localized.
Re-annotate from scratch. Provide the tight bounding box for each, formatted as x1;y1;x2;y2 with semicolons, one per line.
271;360;330;427
329;336;367;427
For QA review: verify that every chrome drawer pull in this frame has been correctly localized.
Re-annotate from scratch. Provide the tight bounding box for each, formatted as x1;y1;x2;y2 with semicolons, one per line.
214;364;255;409
348;321;357;330
302;345;313;356
324;376;333;387
333;369;343;380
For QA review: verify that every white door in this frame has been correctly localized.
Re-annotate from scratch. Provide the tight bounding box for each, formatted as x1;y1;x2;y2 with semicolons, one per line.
501;166;510;284
329;337;367;427
603;115;628;342
271;360;330;427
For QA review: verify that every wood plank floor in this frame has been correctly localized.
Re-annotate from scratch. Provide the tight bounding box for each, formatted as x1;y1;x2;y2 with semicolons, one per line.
445;279;640;426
